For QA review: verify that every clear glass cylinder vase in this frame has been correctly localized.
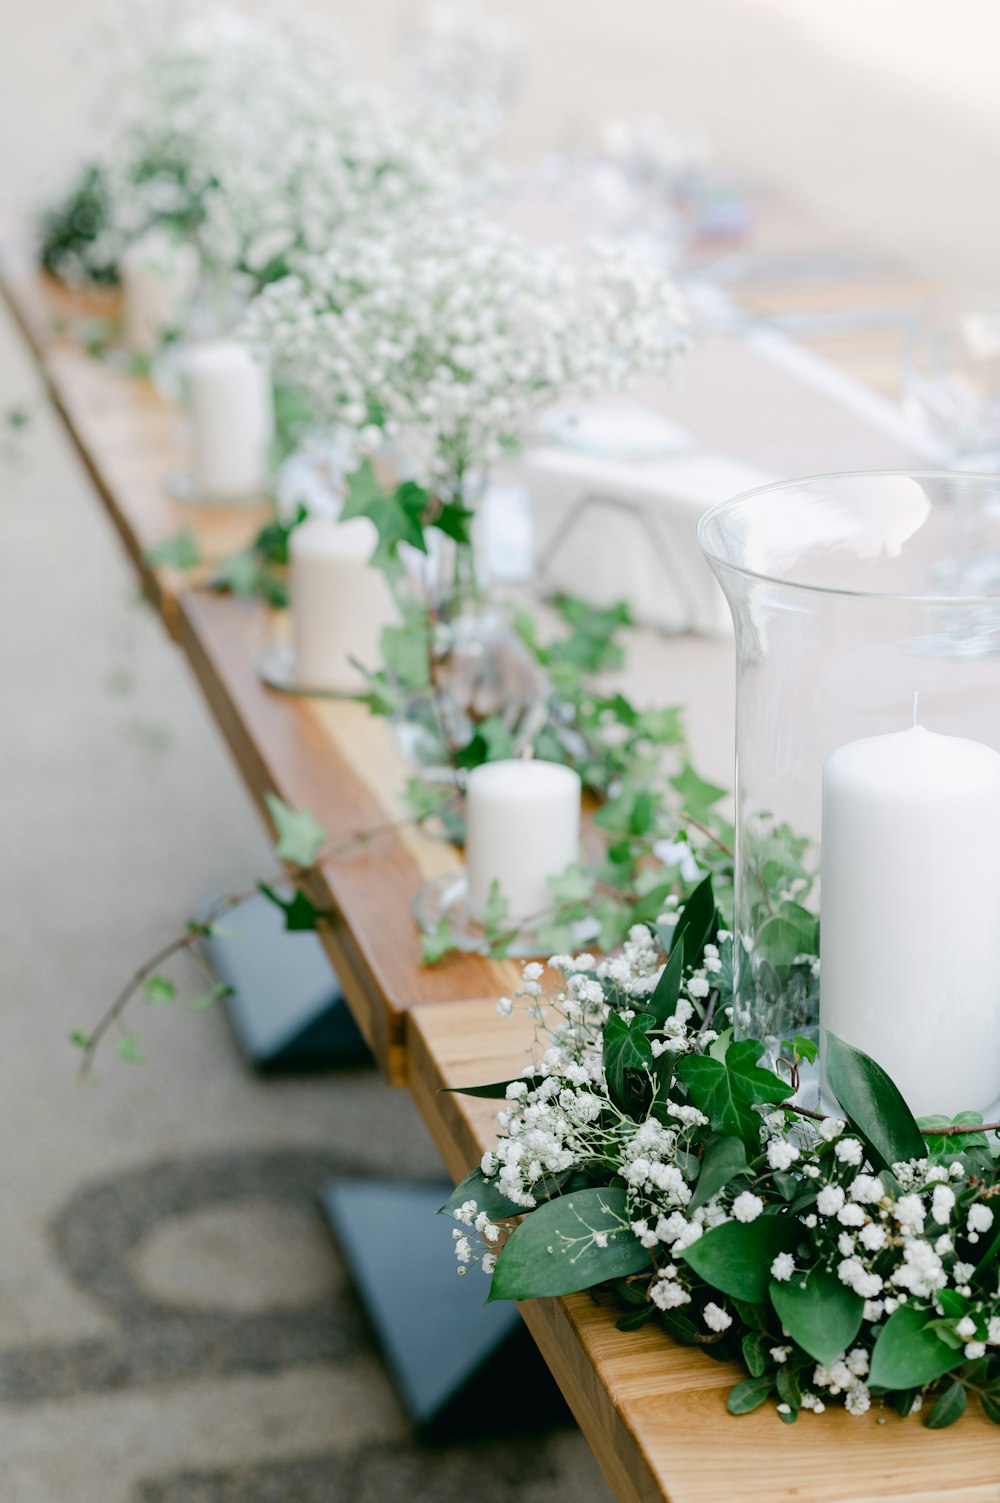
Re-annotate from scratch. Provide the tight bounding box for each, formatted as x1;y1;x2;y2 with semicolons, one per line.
699;471;1000;1119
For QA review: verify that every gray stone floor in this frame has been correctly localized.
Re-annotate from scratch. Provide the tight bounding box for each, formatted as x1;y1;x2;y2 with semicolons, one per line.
0;304;613;1499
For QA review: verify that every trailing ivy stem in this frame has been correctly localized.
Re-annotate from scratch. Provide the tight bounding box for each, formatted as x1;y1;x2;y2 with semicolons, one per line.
681;811;733;860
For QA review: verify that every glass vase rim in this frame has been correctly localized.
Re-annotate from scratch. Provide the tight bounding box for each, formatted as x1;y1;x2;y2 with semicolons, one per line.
697;467;1000;606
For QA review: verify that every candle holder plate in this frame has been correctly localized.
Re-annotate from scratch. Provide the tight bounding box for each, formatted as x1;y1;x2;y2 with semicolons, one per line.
257;643;356;700
413;871;553;961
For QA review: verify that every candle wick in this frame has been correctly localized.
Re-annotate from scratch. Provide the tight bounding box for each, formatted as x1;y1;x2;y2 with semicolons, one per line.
912;690;919;729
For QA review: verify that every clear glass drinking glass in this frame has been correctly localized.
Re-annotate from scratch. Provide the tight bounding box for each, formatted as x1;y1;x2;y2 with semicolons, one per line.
902;296;1000;470
699;472;1000;1115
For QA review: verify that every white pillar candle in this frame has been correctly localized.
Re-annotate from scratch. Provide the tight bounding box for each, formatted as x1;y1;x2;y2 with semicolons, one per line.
466;760;581;925
120;228;197;357
820;724;1000;1117
185;339;274;501
289;516;397;693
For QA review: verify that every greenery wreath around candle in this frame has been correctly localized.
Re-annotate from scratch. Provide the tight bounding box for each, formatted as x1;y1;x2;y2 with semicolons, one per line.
441;873;1000;1428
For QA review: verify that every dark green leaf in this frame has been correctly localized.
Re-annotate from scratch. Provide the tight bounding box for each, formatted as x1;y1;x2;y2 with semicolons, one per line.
442;1076;538;1099
257;882;329;932
617;1306;655;1332
769;1266;863;1367
776;1364;801;1417
488;1188;649;1301
681;1215;798;1302
825;1033;925;1172
727;1376;775;1415
869;1303;964;1389
688;1135;749;1213
981;1392;1000;1425
438;1168;523;1221
925;1382;966;1429
645;938;685;1025
671;874;717;965
742;1331;766;1378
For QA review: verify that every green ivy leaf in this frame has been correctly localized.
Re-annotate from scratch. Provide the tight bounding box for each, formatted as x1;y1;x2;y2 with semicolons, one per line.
143;975;176;1006
264;794;327;867
869;1303;965;1390
925;1382;967;1429
688;1134;749;1213
671;763;727;823
341;465;428;571
482;880;509;936
676;1038;791;1149
919;1111;990;1160
376;619;430;692
782;1035;819;1067
769;1266;863;1367
824;1033;924;1173
680;1215;799;1303
726;1376;775;1414
403;778;454;824
603;1012;654;1109
420;915;458;966
434;498;476;545
144;530;201;570
548;865;595;908
438;1167;523;1221
756;901;817;971
635;705;685;744
115;1034;146;1065
488;1188;648;1301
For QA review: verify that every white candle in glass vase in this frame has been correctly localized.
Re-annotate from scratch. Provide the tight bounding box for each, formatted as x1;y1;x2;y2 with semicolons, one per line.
185;340;274;501
120;227;198;357
290;516;397;693
820;724;1000;1117
466;760;581;925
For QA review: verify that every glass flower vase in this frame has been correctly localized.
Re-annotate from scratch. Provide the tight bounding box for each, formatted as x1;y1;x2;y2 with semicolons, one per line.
700;472;1000;1118
396;533;550;771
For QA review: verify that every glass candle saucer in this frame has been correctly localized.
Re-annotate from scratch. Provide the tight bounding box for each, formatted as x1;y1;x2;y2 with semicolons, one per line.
257;642;356;700
413;871;551;960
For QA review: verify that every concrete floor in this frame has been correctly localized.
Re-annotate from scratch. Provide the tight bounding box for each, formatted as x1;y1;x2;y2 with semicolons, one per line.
1;2;998;1498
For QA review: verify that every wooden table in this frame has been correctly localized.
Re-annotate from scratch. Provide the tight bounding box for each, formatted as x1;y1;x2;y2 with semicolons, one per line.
6;215;996;1502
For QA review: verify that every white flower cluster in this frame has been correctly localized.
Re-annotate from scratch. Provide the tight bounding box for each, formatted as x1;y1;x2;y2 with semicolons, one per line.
245;214;689;493
42;0;476;289
452;945;1000;1419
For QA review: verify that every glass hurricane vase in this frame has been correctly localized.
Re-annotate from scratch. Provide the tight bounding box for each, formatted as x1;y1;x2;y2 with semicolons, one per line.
699;471;1000;1118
